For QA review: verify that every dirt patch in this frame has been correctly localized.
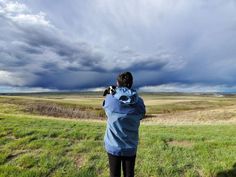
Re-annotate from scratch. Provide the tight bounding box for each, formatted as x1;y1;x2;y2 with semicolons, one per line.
167;140;194;148
75;154;85;169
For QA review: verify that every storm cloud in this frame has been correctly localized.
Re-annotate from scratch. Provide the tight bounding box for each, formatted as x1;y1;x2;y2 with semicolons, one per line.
0;0;236;92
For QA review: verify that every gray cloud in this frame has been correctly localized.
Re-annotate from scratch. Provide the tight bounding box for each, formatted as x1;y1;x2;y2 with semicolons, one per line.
0;0;236;92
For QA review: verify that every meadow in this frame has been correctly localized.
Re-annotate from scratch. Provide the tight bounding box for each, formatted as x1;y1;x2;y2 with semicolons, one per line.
0;92;236;177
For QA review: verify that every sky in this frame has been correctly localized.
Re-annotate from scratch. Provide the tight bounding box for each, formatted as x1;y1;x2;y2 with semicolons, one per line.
0;0;236;93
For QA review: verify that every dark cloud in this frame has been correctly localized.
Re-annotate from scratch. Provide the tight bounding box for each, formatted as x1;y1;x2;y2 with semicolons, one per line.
0;0;173;90
0;0;236;92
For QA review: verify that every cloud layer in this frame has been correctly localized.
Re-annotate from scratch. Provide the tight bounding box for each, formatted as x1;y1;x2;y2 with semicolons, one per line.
0;0;236;92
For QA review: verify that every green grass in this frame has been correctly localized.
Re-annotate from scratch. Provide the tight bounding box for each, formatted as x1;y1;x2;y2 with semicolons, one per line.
0;114;236;177
0;94;236;177
0;115;106;177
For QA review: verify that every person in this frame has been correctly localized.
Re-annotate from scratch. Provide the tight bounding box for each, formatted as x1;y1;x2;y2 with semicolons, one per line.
102;72;146;177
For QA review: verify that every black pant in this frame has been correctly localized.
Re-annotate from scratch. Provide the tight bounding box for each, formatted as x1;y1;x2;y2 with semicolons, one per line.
107;153;136;177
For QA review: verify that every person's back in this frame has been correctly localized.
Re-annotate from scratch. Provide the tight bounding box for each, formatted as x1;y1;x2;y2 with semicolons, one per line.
102;72;146;177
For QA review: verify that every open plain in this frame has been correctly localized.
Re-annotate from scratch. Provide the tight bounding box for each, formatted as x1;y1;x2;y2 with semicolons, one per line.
0;92;236;177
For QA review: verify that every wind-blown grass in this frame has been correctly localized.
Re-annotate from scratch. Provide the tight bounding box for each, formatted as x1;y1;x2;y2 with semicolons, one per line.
0;94;236;177
0;114;236;177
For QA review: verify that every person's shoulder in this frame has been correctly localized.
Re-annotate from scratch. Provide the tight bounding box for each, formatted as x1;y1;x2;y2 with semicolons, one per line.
105;94;116;102
103;94;119;109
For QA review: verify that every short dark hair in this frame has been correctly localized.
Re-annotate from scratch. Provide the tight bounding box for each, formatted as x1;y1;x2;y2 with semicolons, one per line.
117;72;133;89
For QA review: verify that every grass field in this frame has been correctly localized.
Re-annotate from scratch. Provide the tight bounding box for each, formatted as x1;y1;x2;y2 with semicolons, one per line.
0;93;236;177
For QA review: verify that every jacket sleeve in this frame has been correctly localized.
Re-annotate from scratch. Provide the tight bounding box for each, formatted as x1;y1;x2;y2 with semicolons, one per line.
102;94;116;110
102;94;116;118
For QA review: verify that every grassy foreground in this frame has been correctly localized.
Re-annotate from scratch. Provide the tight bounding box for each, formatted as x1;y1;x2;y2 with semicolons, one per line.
0;115;236;177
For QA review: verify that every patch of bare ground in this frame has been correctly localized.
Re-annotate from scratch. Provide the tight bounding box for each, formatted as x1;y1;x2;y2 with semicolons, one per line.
167;140;194;148
143;105;236;125
75;154;85;169
196;169;205;177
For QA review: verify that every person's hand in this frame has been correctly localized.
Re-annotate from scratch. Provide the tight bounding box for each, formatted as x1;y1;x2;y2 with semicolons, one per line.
103;85;116;96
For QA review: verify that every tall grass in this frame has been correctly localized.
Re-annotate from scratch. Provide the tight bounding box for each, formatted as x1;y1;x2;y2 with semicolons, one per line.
1;95;236;120
0;97;105;119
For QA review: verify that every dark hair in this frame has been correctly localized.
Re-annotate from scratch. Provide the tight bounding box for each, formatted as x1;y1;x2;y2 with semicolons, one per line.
117;72;133;89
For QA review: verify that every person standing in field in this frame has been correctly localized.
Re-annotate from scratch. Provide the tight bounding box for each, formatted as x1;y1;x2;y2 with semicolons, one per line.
102;72;146;177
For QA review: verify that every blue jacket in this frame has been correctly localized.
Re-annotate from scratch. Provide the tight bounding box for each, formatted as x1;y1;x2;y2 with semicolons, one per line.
103;87;146;156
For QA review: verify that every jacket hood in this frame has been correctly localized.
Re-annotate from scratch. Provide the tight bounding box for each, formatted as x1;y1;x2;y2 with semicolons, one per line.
103;87;146;115
113;87;138;105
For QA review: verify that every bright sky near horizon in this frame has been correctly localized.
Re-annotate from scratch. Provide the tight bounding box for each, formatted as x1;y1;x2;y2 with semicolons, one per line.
0;0;236;93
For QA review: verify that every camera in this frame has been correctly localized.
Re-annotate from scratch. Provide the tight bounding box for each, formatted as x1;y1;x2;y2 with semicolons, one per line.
103;85;116;96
